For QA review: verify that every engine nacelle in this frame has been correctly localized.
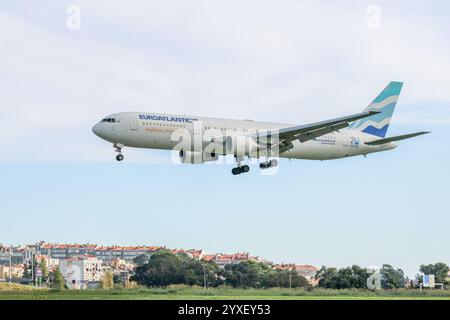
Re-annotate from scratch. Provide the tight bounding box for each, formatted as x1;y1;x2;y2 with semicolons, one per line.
203;151;219;162
179;150;219;164
179;150;203;164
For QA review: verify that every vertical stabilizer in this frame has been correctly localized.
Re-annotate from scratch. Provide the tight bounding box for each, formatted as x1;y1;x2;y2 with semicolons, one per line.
349;81;403;138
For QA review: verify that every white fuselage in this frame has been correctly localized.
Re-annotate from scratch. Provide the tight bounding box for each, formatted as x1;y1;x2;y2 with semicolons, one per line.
92;112;396;161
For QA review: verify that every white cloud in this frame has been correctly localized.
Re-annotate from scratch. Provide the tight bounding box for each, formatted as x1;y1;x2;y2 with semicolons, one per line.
0;1;449;162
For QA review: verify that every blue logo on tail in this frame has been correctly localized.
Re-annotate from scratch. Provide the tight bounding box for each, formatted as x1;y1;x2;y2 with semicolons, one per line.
349;82;403;138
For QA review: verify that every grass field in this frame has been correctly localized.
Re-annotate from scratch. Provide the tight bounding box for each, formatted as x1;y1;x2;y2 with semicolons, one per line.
1;284;449;300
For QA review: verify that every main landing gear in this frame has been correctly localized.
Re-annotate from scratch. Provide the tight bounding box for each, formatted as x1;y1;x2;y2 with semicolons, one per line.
230;157;279;175
259;159;278;170
114;143;124;161
232;165;250;175
232;156;250;175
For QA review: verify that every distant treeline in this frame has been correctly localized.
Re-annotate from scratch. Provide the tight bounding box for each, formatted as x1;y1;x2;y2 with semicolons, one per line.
130;250;449;290
131;250;309;289
316;262;449;289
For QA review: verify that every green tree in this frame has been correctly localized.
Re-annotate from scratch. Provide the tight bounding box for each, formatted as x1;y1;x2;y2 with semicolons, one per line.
132;250;222;288
223;261;266;288
381;264;405;289
113;273;123;284
179;254;220;287
22;263;32;280
273;269;309;288
222;261;292;288
316;265;369;289
39;259;49;282
52;267;65;290
350;265;370;289
132;250;184;287
332;267;354;289
419;263;449;284
315;266;338;288
133;253;151;266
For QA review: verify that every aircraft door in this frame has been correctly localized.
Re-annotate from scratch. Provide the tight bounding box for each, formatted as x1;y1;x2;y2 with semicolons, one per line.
130;117;138;131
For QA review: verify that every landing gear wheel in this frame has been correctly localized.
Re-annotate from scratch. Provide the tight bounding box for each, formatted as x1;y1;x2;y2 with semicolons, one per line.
232;167;241;175
113;143;124;162
270;159;278;167
232;165;250;175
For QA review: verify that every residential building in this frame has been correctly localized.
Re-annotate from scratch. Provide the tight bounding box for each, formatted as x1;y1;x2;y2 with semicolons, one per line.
39;243;96;259
186;249;205;260
294;265;318;280
202;252;265;267
273;264;318;285
39;243;164;261
106;258;136;272
0;264;25;280
35;255;59;271
59;256;104;289
0;246;24;265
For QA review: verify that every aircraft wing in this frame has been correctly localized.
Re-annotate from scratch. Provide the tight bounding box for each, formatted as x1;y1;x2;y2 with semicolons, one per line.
276;111;380;142
253;111;379;153
365;131;430;145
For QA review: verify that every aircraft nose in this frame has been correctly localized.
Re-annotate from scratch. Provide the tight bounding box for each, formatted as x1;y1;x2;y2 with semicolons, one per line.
92;123;101;137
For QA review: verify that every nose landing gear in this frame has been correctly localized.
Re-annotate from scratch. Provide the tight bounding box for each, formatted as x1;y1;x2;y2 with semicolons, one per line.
114;143;124;161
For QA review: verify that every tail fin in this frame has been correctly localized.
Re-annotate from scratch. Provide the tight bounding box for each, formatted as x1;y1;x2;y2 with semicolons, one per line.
349;81;403;138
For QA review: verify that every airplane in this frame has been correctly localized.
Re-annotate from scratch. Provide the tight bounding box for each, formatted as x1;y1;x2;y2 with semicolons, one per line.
92;81;429;175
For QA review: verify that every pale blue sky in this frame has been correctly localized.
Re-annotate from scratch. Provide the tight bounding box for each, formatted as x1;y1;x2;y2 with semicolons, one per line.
1;1;449;276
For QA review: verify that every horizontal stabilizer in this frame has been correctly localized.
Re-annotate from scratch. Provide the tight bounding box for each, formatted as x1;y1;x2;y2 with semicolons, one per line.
365;131;430;145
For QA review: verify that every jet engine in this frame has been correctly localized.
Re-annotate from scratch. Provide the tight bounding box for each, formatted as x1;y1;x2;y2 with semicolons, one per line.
203;151;219;162
179;150;203;164
179;150;219;164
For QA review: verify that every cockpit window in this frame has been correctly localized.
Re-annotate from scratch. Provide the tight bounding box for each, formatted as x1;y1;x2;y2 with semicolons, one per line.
101;118;116;123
